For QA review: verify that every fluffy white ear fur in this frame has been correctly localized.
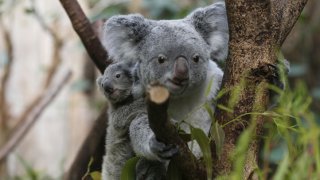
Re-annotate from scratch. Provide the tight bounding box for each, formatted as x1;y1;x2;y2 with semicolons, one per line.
186;2;229;61
103;14;151;62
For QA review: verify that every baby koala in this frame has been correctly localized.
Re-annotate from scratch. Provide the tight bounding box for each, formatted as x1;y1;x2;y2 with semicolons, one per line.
97;61;146;180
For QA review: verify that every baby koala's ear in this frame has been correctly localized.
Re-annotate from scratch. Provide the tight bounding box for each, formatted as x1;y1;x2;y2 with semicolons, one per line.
103;14;153;62
186;2;229;61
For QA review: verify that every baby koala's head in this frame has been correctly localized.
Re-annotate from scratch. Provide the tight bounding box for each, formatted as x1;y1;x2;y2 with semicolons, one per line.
97;62;135;104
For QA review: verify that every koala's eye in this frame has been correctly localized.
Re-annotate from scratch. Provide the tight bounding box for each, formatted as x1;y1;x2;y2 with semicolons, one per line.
115;74;121;78
158;55;167;64
193;54;200;63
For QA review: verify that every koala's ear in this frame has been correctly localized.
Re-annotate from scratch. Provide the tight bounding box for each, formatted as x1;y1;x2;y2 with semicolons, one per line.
186;2;229;61
103;14;152;62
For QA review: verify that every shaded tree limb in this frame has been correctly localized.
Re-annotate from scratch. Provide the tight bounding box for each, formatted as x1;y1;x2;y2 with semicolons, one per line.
147;85;206;180
277;0;309;46
59;0;110;73
64;105;107;180
0;70;72;163
58;0;110;177
0;19;14;131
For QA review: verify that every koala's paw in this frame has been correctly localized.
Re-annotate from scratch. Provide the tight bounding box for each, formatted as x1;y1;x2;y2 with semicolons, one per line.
149;135;179;160
250;59;290;90
136;158;166;180
250;59;290;109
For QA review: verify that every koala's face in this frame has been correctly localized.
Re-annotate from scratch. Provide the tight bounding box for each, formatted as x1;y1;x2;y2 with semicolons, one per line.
97;63;134;104
103;2;228;98
139;25;210;97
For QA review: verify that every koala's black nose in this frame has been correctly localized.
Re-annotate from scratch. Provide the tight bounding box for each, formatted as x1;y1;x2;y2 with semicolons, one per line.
102;82;114;93
173;56;189;83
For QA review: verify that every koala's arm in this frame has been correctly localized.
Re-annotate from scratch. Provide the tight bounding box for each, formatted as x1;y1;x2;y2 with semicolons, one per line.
129;114;178;161
129;114;159;160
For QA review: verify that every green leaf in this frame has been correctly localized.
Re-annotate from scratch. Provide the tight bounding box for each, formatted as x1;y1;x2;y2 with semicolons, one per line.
190;127;212;180
24;8;34;14
82;157;94;180
204;102;215;121
120;156;140;180
90;171;102;180
273;153;289;180
217;104;234;113
232;127;252;179
210;122;225;159
205;76;214;97
17;155;39;180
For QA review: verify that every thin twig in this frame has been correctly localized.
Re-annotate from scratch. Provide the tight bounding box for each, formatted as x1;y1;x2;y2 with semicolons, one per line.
30;0;61;42
0;71;72;163
0;19;14;130
29;0;63;88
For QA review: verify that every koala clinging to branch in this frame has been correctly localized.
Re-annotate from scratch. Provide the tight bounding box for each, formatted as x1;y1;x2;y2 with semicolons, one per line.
97;62;146;180
104;0;227;158
102;1;228;178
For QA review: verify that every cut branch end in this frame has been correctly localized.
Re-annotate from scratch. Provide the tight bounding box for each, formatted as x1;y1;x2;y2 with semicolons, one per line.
149;86;169;104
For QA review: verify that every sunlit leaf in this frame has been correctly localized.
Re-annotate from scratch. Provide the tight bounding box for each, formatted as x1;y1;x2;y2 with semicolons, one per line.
190;127;212;180
232;127;253;179
273;153;289;180
91;171;102;180
211;122;225;159
120;156;140;180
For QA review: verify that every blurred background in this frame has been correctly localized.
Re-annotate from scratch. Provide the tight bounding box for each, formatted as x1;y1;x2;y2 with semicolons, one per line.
0;0;319;179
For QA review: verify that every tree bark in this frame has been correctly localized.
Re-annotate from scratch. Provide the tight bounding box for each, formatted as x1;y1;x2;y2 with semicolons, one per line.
213;0;308;178
59;0;109;73
64;105;107;180
58;1;112;178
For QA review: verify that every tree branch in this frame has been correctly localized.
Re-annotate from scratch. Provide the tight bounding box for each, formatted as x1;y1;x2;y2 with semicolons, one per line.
11;9;65;137
271;0;309;46
0;19;14;131
147;85;206;180
29;0;64;89
0;71;72;163
278;0;309;46
59;0;110;73
64;105;107;180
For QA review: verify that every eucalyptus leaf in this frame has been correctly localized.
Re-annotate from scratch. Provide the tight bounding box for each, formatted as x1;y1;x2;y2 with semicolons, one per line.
273;153;289;180
120;156;140;180
190;127;212;180
90;171;102;180
211;122;225;159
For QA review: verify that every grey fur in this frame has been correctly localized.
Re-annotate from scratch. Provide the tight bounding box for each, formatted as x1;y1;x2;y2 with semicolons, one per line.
102;2;228;178
97;62;146;180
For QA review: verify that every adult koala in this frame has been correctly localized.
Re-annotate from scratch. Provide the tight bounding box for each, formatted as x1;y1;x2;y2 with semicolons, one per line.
103;1;228;177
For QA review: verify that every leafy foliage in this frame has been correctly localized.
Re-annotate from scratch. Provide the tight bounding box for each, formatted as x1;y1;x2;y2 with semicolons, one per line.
120;156;140;180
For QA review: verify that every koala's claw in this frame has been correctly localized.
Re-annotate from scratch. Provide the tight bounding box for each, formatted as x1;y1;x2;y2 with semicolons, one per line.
149;136;179;160
250;59;290;90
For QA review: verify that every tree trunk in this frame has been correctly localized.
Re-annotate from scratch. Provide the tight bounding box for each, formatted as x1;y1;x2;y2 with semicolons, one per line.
213;0;308;178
